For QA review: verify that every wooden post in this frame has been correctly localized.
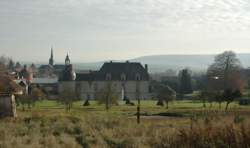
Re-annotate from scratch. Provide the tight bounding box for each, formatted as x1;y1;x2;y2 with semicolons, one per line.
136;77;141;124
137;97;140;124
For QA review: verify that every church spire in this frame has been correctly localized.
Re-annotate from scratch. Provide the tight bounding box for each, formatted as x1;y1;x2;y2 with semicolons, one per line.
65;53;70;65
49;47;54;66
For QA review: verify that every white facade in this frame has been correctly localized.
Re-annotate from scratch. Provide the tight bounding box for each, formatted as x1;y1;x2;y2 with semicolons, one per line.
58;62;151;100
75;81;150;100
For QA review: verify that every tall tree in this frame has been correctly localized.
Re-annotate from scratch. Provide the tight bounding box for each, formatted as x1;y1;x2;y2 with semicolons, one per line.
207;51;245;110
179;69;193;96
7;59;15;71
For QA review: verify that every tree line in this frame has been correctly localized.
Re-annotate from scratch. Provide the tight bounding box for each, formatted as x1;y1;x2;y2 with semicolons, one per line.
154;51;245;111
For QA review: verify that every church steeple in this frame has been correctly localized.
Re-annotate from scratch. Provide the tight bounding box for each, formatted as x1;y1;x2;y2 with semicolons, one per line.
65;53;70;65
49;47;54;66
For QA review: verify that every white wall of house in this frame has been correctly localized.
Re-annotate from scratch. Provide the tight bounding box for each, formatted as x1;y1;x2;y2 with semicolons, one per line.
58;81;76;98
75;81;150;100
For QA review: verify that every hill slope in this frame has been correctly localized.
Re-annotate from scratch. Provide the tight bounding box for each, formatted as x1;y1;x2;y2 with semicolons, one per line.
131;53;250;73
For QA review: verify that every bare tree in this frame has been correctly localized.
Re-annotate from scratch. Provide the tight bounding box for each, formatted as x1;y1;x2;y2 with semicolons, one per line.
97;82;118;111
207;51;245;110
59;84;76;111
156;84;176;109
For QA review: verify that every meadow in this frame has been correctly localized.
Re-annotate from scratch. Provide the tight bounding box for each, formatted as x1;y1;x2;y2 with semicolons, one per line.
1;100;250;148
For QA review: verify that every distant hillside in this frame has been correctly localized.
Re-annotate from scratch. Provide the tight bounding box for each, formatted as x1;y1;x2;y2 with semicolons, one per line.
130;53;250;73
72;53;250;73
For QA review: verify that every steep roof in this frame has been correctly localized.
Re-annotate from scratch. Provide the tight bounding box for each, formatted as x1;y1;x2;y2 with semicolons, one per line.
97;62;149;81
76;62;149;81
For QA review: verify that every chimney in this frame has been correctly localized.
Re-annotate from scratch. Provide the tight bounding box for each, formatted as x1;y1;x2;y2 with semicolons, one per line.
145;64;148;73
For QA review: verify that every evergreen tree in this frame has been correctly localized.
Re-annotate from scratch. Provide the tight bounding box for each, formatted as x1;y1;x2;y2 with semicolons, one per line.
179;68;193;96
8;59;15;71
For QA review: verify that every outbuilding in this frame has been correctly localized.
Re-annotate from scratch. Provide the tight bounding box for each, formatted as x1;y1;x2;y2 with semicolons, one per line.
0;75;23;118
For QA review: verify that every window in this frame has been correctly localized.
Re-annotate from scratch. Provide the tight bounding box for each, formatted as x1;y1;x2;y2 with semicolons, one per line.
121;73;126;81
106;73;112;80
135;73;141;81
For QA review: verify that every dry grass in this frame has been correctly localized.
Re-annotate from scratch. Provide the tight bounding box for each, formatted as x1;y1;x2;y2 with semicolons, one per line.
1;101;250;148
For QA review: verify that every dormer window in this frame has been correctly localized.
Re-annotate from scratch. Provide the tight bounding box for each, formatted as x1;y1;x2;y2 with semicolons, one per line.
135;73;141;81
106;73;112;81
121;73;126;81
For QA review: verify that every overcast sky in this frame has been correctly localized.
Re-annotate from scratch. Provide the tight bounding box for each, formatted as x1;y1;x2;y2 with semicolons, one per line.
0;0;250;63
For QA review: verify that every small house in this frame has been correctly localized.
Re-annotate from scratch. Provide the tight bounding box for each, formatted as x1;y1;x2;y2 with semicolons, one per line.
0;75;23;118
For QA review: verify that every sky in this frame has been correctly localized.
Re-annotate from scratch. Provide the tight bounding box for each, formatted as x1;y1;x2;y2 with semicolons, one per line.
0;0;250;63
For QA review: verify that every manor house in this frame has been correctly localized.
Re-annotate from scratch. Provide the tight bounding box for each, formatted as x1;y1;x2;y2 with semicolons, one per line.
39;49;151;100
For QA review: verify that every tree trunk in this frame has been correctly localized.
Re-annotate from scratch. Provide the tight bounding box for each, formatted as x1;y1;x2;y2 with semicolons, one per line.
166;101;169;109
106;98;109;111
225;102;230;111
28;103;31;110
210;102;213;108
137;105;140;124
203;99;206;108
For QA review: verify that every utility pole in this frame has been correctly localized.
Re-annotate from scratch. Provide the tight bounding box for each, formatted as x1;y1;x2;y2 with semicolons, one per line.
136;76;141;124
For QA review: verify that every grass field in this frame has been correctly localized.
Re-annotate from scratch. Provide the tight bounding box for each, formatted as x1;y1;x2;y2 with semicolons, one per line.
1;100;250;148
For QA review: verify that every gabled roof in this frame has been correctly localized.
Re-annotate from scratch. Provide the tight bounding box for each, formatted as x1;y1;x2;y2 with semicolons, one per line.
96;62;149;81
76;62;149;81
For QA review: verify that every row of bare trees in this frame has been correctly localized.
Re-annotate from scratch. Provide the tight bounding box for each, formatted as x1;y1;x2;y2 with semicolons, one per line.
59;81;119;111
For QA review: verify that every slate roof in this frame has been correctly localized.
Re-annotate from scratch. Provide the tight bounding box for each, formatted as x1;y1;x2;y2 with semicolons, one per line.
75;71;97;81
39;65;53;69
39;64;65;70
53;65;65;70
76;62;149;81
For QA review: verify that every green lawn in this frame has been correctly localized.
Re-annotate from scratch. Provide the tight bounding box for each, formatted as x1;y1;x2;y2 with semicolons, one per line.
21;99;250;118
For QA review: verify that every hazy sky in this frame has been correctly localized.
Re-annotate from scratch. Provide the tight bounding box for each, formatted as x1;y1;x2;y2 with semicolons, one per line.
0;0;250;63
